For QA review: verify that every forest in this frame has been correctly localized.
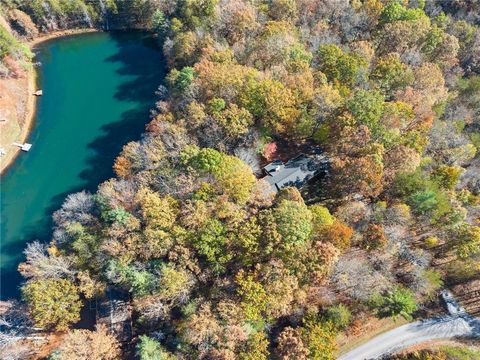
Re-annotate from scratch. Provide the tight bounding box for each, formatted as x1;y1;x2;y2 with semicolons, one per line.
1;0;480;359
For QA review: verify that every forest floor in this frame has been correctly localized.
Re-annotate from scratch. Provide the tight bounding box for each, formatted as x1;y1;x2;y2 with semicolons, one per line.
452;279;480;316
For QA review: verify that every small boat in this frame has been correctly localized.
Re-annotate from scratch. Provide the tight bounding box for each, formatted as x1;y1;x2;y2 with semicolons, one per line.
33;90;43;96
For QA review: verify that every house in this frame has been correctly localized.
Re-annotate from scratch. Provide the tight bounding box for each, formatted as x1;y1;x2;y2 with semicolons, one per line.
96;288;133;342
262;154;324;193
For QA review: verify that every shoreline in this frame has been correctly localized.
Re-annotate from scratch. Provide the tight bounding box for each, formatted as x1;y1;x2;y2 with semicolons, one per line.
0;28;99;175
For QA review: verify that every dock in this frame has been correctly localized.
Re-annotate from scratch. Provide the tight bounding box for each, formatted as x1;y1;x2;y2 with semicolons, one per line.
13;142;32;151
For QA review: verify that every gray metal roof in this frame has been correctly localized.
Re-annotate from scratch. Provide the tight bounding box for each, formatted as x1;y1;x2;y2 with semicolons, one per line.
264;159;285;174
262;155;318;193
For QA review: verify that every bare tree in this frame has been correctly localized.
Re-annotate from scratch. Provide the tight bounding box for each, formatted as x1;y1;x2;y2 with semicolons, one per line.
331;251;393;302
53;191;95;228
18;241;75;280
0;301;45;360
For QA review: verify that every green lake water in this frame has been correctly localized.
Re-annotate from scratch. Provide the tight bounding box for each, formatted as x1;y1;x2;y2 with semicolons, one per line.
0;31;165;299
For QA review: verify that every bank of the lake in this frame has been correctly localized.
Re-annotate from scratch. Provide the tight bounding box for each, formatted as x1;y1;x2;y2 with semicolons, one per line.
0;28;99;174
0;31;165;298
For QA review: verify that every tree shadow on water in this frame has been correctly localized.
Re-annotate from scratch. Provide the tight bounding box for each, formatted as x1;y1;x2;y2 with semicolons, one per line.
79;108;152;184
1;185;89;298
79;31;165;185
1;151;59;296
1;213;53;299
106;31;165;103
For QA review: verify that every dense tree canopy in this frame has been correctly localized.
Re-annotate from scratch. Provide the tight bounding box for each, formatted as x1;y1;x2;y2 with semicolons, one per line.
3;0;480;357
22;278;82;330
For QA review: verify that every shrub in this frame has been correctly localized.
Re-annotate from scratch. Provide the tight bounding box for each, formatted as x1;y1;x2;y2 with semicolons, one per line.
321;221;354;252
136;335;175;360
310;204;335;232
324;304;351;330
362;223;388;250
371;287;417;320
432;165;463;190
424;236;439;248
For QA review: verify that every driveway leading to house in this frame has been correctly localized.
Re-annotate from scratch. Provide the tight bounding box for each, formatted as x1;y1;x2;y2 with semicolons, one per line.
338;315;477;360
338;291;480;360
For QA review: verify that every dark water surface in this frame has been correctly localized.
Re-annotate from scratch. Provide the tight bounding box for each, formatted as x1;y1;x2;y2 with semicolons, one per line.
0;31;164;298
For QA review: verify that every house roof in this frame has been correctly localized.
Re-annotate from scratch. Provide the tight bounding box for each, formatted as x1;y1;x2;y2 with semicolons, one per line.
263;155;319;193
263;159;284;174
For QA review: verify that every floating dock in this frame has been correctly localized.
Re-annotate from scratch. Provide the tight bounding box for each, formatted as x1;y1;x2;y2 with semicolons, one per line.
13;142;32;151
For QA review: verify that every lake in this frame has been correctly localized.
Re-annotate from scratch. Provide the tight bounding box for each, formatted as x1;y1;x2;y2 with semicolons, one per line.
0;31;165;299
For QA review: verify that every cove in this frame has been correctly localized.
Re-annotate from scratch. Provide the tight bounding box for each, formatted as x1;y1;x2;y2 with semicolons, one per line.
0;31;165;299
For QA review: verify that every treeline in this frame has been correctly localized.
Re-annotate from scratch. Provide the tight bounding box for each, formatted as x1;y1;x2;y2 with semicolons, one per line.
2;0;480;359
0;0;162;75
0;11;32;76
1;0;163;31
